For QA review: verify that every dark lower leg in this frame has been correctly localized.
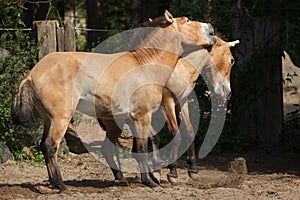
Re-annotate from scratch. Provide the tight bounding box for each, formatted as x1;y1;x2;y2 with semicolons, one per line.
41;140;66;191
167;163;178;178
185;128;198;175
101;137;123;180
187;158;198;174
181;105;198;176
187;141;197;172
167;131;181;179
132;137;158;188
150;134;162;172
186;137;198;178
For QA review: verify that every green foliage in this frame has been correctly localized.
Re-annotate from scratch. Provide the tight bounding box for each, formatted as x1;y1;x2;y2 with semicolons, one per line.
105;0;131;31
0;3;41;160
170;0;204;20
15;147;44;167
213;134;248;154
170;0;234;38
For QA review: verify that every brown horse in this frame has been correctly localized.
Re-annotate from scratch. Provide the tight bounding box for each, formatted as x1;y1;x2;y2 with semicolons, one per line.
108;18;239;184
150;37;240;184
12;10;216;191
110;37;239;185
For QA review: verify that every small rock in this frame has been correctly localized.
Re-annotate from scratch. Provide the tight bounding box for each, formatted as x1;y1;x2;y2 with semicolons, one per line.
229;157;248;175
0;142;13;163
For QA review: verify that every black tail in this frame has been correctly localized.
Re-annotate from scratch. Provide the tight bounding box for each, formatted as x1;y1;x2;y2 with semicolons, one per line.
11;77;37;125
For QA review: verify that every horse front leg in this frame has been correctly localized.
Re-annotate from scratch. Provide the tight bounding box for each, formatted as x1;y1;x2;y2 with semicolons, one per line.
166;120;181;185
164;96;181;185
149;126;162;184
181;101;198;179
100;119;125;182
131;114;158;188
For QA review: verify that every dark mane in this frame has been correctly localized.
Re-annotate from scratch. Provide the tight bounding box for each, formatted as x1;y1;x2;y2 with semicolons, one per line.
128;16;179;59
215;32;227;40
142;16;171;28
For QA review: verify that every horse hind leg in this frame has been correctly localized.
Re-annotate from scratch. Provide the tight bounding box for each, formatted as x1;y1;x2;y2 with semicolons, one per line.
41;116;71;192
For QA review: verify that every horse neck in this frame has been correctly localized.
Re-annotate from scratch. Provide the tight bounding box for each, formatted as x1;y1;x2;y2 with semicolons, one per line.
179;48;212;79
131;27;183;68
164;48;212;99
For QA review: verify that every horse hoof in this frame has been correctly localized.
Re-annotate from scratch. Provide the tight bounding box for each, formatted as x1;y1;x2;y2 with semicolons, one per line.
58;187;67;194
143;180;159;188
151;171;161;184
51;185;66;193
52;182;66;192
116;177;129;186
114;170;124;181
150;182;159;188
188;171;199;180
167;174;178;185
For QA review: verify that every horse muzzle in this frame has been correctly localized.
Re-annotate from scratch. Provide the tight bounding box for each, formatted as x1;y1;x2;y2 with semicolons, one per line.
201;23;217;46
214;80;231;100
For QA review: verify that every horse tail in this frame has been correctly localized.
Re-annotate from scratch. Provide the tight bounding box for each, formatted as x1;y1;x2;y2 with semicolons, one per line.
11;76;38;125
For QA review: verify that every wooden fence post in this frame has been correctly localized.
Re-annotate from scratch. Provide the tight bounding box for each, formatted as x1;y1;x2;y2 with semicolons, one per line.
34;20;57;59
34;20;75;59
56;25;65;52
63;21;76;52
231;15;283;145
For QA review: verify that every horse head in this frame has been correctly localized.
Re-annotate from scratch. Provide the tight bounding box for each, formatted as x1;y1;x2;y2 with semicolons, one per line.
205;37;240;99
144;10;217;48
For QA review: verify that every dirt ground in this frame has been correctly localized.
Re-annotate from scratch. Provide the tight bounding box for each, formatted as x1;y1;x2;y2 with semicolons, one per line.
1;150;300;200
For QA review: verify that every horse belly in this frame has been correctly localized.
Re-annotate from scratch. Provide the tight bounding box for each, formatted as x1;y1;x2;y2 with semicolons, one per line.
76;94;130;119
76;96;99;117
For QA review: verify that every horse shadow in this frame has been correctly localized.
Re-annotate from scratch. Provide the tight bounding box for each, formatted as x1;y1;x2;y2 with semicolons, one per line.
0;177;140;195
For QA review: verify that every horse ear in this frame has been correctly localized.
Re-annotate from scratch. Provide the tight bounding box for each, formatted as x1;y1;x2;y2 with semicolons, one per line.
164;10;174;23
228;40;240;47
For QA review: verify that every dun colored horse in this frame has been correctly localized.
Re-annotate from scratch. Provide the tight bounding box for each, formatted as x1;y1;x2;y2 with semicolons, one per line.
151;37;240;184
12;10;216;191
104;18;239;185
108;37;240;185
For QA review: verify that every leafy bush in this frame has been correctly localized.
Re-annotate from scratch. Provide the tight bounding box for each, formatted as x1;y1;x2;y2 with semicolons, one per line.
0;4;41;160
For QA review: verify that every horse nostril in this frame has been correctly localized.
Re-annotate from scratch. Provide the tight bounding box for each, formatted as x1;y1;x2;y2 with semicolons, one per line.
222;85;231;99
228;91;232;99
212;35;217;43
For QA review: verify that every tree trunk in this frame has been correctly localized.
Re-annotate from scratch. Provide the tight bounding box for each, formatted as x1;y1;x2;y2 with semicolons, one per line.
131;0;142;27
87;0;107;48
131;0;168;27
22;1;50;27
231;15;282;145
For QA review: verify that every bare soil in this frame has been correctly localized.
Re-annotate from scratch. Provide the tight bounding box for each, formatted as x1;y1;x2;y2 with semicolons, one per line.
1;150;300;200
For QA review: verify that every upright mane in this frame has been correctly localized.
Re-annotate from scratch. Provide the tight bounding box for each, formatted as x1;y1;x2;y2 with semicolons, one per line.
128;16;182;65
130;27;182;65
142;16;172;28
